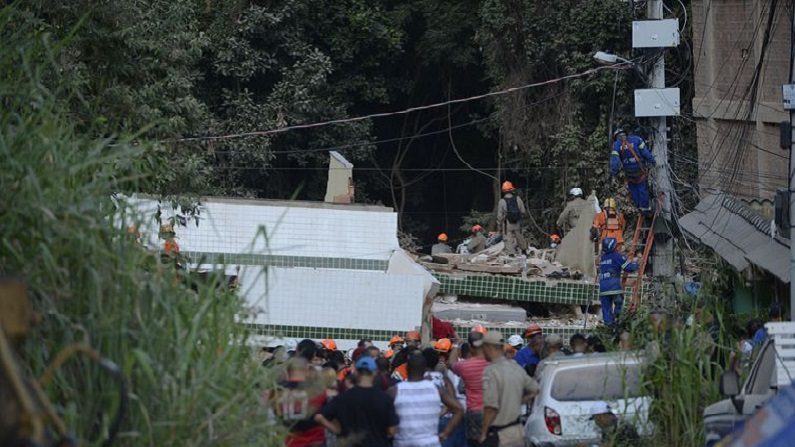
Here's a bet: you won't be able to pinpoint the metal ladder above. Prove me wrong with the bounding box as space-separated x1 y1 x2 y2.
623 200 659 311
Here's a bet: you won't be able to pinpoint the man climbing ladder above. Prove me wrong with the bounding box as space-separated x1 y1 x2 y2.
610 128 655 214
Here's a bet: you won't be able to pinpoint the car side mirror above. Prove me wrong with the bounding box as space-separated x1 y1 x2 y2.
720 370 740 397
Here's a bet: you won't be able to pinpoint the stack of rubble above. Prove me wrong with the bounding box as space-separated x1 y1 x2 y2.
419 242 582 280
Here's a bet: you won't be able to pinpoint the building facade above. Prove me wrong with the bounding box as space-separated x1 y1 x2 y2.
691 0 790 210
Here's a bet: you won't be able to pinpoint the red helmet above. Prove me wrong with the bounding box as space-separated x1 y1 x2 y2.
523 323 542 339
321 339 337 351
471 224 483 233
501 181 515 193
438 233 449 242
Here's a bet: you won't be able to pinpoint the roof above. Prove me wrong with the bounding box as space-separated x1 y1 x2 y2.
679 191 789 283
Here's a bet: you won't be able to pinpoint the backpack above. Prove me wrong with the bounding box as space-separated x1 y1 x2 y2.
505 196 521 224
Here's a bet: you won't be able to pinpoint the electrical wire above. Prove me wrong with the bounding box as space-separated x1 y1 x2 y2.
170 64 629 143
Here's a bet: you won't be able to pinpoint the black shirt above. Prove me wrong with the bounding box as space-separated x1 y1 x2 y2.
320 385 399 447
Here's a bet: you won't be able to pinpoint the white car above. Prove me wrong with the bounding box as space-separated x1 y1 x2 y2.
524 352 653 446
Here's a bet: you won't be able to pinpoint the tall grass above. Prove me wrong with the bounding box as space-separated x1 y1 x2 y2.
616 289 736 446
0 9 279 446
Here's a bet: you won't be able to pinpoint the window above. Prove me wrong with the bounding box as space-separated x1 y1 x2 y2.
551 363 642 401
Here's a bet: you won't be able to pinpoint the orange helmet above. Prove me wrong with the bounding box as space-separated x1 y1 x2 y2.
406 330 421 342
471 224 483 233
384 349 394 359
434 338 452 352
389 335 404 346
321 339 337 351
550 234 561 243
501 181 515 193
437 233 448 242
523 323 542 339
472 324 487 334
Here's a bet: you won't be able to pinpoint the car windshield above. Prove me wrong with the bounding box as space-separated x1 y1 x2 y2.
551 363 642 401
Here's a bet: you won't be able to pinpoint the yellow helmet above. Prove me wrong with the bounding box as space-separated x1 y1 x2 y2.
604 197 618 210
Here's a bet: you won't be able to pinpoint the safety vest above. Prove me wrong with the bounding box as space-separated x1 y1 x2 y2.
605 212 621 231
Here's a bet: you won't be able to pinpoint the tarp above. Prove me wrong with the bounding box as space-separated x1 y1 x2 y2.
679 191 789 283
556 193 598 279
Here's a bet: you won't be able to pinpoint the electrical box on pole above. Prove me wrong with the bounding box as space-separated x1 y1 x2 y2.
634 88 680 117
632 19 680 48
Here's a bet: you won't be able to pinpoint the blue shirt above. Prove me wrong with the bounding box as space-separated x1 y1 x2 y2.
753 327 767 346
514 346 539 368
610 134 655 177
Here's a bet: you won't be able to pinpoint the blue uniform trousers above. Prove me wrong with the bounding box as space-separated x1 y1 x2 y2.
600 294 624 325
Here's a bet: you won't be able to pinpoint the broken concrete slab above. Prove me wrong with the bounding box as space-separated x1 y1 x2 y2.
432 301 527 323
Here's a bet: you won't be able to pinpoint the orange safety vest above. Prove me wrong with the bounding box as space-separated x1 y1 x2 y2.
593 211 625 246
164 239 180 254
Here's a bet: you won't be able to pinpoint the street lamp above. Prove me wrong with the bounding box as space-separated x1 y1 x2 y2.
593 51 633 65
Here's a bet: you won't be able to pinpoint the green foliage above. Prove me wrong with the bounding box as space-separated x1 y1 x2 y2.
0 10 276 445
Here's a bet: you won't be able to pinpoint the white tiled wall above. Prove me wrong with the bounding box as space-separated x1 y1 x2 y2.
127 197 399 260
240 266 424 332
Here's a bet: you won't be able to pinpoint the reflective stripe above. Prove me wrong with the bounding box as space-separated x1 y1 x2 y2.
600 290 624 296
611 151 620 156
621 260 631 269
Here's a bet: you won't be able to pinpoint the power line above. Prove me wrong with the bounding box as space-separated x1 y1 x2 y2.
169 65 629 143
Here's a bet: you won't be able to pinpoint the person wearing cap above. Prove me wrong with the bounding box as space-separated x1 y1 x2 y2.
507 334 523 351
497 181 527 255
467 224 487 254
610 127 655 214
315 356 399 447
514 324 542 372
556 187 588 235
589 401 639 446
449 331 490 446
391 330 421 371
479 331 539 447
432 233 454 255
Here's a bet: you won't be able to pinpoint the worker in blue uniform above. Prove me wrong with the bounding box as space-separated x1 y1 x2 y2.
598 237 638 326
610 128 655 213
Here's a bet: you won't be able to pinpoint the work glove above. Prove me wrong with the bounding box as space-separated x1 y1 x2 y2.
590 227 600 241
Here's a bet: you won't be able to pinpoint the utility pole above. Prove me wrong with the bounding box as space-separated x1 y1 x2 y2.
647 0 675 279
789 5 795 321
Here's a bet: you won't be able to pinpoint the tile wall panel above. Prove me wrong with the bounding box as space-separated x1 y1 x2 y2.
239 266 424 332
127 197 399 260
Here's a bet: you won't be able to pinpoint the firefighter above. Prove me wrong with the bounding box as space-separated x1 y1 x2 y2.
591 197 626 252
555 187 588 235
496 181 527 255
467 225 487 254
432 233 453 255
598 237 638 326
159 223 180 254
610 128 655 214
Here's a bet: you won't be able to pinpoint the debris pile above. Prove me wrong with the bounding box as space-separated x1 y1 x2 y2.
418 243 583 280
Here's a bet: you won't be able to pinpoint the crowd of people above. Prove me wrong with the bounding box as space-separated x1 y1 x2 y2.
263 324 613 447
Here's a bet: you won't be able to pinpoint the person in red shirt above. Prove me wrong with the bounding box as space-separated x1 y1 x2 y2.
450 331 490 447
272 357 327 447
432 316 458 341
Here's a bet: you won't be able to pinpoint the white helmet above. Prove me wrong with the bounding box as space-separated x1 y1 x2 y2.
507 334 524 347
569 187 583 198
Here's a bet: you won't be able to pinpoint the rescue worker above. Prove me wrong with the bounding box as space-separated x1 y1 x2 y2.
598 237 638 326
610 128 655 214
555 187 588 235
467 224 487 254
160 223 180 254
432 233 453 255
496 181 527 255
549 233 561 249
591 197 626 252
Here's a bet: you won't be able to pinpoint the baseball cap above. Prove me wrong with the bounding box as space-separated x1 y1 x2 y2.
507 334 523 347
589 401 612 419
355 355 377 373
482 331 504 346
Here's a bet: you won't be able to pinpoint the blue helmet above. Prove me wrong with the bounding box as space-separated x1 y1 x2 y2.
602 237 617 253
